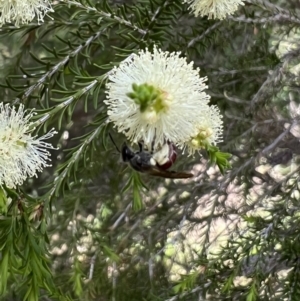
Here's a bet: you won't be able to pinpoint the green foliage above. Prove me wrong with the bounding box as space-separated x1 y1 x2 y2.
122 171 148 211
70 258 84 297
205 143 232 174
0 191 70 300
246 281 258 301
173 270 199 294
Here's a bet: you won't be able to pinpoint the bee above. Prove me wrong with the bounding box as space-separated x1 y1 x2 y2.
109 134 193 179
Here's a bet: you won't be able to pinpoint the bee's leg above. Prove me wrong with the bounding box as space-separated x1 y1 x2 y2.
138 141 143 152
151 129 157 154
150 140 155 154
108 132 121 153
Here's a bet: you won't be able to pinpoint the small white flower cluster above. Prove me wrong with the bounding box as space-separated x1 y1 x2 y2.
0 103 56 188
0 0 53 27
105 47 223 156
183 0 245 19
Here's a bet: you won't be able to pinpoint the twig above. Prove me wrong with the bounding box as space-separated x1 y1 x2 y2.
187 22 222 49
88 254 97 280
13 30 104 105
229 14 300 25
62 0 147 35
110 203 132 231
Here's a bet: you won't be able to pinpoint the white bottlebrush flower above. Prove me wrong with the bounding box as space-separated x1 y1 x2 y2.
184 105 223 156
0 0 53 27
105 47 211 150
0 103 56 188
183 0 245 20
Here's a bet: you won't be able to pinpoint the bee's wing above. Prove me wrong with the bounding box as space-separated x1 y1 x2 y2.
146 166 193 179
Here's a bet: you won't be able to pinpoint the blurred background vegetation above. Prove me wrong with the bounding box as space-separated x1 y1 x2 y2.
1 0 300 300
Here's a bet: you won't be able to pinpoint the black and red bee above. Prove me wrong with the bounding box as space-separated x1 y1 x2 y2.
109 134 193 179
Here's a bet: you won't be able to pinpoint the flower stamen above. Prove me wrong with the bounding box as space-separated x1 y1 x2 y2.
0 103 57 188
105 46 212 150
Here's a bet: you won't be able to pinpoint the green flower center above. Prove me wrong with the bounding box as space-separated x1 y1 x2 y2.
127 83 170 115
